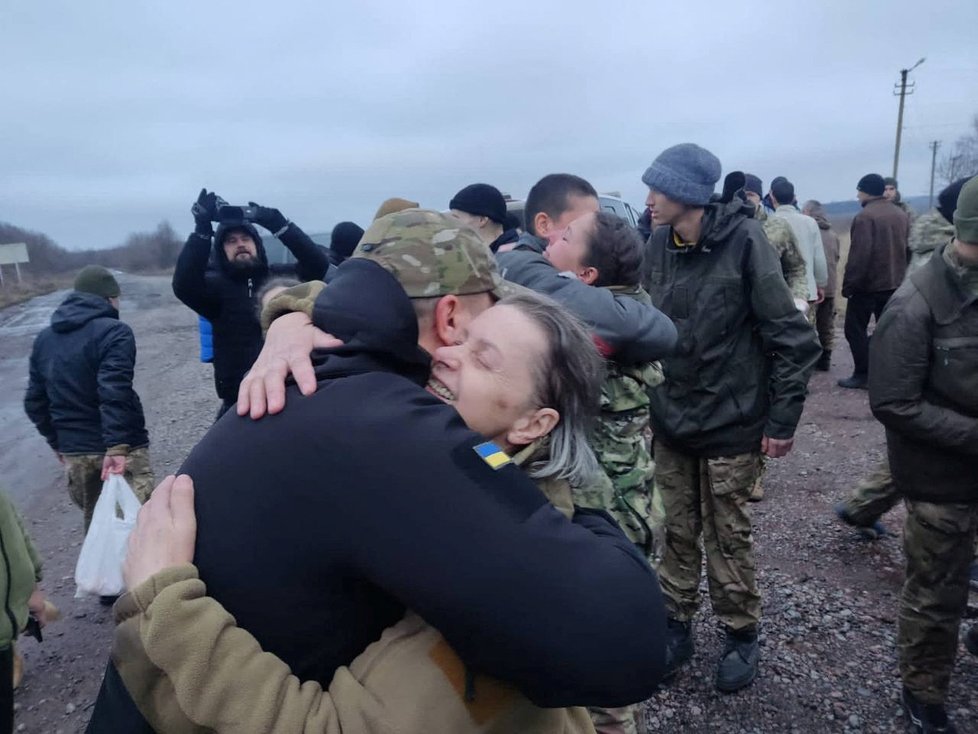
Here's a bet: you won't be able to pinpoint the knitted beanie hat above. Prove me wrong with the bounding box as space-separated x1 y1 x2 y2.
857 174 886 197
641 143 721 206
953 174 978 244
73 265 120 299
449 183 507 225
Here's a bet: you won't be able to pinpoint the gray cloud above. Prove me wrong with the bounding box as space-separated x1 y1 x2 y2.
2 0 976 249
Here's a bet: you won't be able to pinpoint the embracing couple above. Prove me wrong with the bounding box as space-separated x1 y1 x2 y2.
86 209 674 733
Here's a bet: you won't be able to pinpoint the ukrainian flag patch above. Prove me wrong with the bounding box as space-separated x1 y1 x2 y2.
474 441 511 470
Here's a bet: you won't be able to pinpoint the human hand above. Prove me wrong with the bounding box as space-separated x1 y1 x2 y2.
123 475 197 590
237 311 343 419
496 243 518 253
101 454 126 481
27 588 47 629
815 286 825 305
191 188 218 236
761 435 794 458
248 201 288 234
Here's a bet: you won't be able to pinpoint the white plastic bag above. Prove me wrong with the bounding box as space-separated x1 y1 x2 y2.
74 474 142 598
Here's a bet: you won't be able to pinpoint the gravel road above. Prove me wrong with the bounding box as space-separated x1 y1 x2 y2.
1 275 974 733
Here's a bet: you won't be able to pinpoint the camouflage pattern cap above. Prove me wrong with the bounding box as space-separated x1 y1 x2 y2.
352 209 520 299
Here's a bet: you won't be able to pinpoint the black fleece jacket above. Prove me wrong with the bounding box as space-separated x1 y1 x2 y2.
24 292 148 454
88 258 667 732
172 221 328 403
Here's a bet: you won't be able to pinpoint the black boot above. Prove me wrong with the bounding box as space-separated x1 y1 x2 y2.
663 618 694 680
815 349 832 371
902 687 957 733
716 626 759 693
837 373 868 390
964 625 978 657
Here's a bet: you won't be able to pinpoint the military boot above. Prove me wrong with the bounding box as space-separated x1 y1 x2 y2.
815 349 832 371
663 618 694 680
715 626 759 693
837 373 868 390
964 625 978 657
902 687 957 733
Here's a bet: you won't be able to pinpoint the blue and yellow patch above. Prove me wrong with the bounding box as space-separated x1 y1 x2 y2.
473 441 511 470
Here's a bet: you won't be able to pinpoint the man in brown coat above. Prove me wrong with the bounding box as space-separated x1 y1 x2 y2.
839 173 910 389
802 200 841 370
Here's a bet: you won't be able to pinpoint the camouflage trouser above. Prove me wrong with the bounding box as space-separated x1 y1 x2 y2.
815 296 836 352
749 457 767 501
64 447 154 532
841 460 899 526
899 500 978 704
588 704 646 734
654 443 762 630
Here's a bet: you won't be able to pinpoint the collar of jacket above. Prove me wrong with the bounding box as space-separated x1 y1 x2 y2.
861 196 886 208
910 242 978 325
311 258 431 387
490 228 520 253
515 231 547 254
664 199 753 254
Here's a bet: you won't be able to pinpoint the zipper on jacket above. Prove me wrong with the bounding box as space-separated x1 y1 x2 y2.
0 530 20 638
247 278 253 298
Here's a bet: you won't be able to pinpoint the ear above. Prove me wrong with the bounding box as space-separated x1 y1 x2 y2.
532 211 552 237
506 408 559 447
579 267 599 286
432 295 464 347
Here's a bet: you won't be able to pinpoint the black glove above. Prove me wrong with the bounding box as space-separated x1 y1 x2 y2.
249 202 289 234
191 188 218 237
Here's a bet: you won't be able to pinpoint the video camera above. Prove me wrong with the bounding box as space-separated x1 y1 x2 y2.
215 196 257 224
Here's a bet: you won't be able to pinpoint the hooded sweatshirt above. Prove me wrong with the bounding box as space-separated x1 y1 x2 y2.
172 221 329 403
810 211 841 296
25 291 148 454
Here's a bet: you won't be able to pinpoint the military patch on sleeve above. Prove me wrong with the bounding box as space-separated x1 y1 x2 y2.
473 441 511 470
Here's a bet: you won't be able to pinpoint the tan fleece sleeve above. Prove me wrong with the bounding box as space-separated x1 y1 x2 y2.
137 566 398 734
260 280 326 332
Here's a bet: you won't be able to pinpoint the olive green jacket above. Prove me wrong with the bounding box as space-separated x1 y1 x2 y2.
0 490 43 649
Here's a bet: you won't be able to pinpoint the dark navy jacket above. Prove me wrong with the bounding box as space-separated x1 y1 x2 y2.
25 292 148 454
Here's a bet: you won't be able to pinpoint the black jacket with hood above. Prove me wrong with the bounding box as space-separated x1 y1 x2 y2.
87 258 668 731
25 292 148 454
642 198 821 457
172 221 328 403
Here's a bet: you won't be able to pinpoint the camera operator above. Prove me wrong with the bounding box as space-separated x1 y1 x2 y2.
173 189 329 417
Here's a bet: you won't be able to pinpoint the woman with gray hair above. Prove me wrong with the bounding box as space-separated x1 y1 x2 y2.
802 199 841 371
111 291 618 734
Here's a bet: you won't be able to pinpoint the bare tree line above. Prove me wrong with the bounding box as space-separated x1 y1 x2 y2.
0 221 182 277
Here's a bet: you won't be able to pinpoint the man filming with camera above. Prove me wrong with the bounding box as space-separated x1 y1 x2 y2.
173 189 329 417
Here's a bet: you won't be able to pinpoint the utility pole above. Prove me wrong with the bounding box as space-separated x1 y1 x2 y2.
892 57 925 181
928 140 941 209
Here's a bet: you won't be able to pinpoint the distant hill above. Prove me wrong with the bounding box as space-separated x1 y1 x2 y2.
823 195 931 217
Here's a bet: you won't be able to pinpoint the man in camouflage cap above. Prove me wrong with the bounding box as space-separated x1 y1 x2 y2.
90 209 669 730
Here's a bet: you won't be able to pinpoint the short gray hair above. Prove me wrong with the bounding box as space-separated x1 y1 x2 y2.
497 292 604 486
802 199 824 217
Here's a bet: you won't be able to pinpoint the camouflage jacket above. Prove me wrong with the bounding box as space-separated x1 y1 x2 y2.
582 285 663 551
755 208 810 301
907 210 954 276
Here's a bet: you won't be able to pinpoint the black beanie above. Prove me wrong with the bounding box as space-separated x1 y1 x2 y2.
449 183 507 225
771 179 795 205
330 221 365 259
743 174 763 197
858 174 886 197
937 176 972 225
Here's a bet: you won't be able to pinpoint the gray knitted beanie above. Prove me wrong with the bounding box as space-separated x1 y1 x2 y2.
641 143 722 206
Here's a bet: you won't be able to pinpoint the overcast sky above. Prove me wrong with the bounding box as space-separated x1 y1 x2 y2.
2 1 976 250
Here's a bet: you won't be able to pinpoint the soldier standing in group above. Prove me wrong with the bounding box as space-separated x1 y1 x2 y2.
869 174 978 734
641 144 820 692
802 200 841 371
